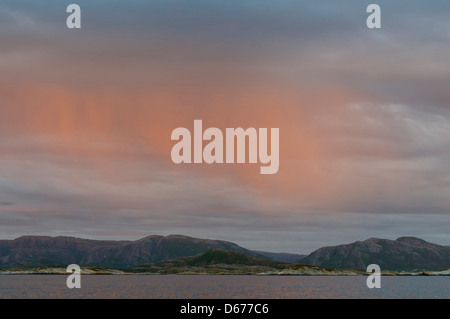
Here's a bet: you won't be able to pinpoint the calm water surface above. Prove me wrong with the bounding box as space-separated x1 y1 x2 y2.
0 275 448 299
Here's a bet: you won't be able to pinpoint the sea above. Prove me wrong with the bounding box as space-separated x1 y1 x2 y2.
0 275 448 299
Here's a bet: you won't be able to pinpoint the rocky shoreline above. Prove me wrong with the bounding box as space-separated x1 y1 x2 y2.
1 265 449 276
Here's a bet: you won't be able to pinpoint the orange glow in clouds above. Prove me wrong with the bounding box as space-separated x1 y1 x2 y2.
0 77 378 210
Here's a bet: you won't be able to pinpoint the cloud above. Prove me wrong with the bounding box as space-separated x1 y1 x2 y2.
0 0 449 252
0 202 14 206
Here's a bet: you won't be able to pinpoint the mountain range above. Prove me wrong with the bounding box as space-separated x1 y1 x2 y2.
0 234 259 268
0 234 449 271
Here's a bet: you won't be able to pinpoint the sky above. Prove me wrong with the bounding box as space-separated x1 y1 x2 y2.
0 0 449 253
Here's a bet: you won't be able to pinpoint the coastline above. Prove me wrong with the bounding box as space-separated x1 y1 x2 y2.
1 266 449 276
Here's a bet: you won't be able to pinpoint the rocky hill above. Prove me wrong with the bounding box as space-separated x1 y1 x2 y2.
300 237 450 271
130 249 291 274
